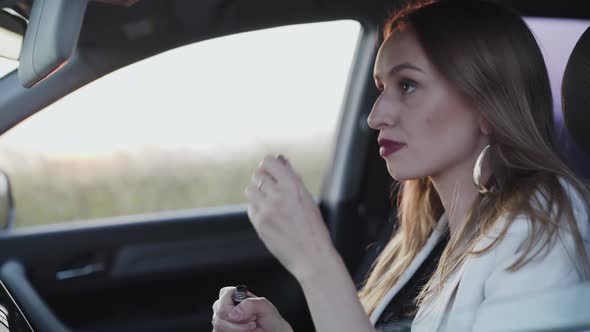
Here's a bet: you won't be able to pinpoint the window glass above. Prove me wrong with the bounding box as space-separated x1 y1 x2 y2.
0 20 361 227
0 57 17 79
0 7 22 79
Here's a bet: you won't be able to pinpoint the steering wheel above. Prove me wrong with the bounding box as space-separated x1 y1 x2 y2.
0 261 70 332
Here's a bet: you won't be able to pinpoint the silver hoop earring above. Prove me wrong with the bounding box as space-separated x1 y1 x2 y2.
473 144 492 194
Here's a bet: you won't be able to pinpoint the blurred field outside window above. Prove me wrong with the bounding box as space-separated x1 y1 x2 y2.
0 20 361 227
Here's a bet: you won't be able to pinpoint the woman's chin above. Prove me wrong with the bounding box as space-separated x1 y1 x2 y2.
387 167 407 181
386 165 424 181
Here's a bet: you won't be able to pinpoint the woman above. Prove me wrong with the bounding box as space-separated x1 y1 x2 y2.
211 0 590 331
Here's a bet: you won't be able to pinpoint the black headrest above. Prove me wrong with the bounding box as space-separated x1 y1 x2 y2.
562 27 590 156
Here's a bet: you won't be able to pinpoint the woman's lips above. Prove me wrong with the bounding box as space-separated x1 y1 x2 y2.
378 139 406 157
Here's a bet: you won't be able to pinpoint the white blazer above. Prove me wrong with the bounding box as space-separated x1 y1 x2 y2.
370 178 590 332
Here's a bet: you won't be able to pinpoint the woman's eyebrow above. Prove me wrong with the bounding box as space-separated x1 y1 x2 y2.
374 62 425 81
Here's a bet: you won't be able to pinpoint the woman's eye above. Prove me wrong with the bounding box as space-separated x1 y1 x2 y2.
400 79 417 94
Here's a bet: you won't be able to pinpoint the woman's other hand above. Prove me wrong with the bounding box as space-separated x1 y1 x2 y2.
212 286 293 332
244 155 337 281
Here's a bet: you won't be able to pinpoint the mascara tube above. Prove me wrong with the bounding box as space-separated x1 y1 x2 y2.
232 285 250 305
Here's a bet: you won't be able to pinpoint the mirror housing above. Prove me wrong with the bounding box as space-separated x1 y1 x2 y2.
18 0 88 88
0 170 15 230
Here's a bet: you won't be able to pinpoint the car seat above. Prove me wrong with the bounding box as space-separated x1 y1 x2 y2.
354 25 590 290
561 26 590 179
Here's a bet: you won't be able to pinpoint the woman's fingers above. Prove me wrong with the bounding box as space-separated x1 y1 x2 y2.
212 316 257 332
214 287 259 321
212 288 235 322
246 155 298 204
219 286 235 299
253 168 278 184
256 156 297 189
229 297 272 322
245 182 264 215
249 173 278 196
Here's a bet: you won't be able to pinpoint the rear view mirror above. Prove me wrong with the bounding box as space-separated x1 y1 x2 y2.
0 8 26 61
18 0 88 88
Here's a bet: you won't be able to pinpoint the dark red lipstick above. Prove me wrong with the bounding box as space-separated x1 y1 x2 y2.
378 138 406 157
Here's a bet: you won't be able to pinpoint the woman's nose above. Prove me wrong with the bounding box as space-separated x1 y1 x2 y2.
367 95 398 130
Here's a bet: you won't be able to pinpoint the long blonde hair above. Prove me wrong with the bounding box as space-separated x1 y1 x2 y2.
359 0 590 316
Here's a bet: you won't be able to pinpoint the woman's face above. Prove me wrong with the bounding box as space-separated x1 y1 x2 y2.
368 27 489 181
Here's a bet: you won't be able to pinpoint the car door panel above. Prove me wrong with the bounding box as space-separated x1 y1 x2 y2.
0 210 314 331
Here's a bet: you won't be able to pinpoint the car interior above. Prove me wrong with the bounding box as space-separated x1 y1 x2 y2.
0 0 589 331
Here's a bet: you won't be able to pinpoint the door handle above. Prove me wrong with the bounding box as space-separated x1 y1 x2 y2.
56 263 105 280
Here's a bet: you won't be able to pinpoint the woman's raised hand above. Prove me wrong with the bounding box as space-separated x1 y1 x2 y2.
244 155 336 281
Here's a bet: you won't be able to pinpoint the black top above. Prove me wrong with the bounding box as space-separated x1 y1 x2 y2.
374 232 449 332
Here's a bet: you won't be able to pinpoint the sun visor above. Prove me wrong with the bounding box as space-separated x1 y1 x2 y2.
18 0 88 88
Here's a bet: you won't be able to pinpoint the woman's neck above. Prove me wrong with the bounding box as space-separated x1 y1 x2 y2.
430 144 491 238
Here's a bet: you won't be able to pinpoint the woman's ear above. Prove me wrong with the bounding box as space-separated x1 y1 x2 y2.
478 115 492 135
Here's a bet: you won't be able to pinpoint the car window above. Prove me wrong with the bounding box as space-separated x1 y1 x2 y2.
0 7 22 79
0 20 361 228
0 57 17 79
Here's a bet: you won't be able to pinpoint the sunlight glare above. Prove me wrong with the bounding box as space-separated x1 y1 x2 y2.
0 21 361 159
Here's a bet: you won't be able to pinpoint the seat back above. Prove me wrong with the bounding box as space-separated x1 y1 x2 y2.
561 26 590 179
